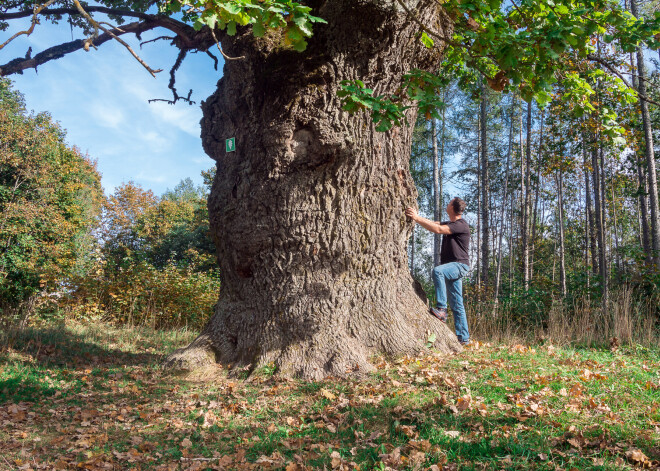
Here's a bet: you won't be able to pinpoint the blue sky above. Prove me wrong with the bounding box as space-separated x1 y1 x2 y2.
2 15 223 196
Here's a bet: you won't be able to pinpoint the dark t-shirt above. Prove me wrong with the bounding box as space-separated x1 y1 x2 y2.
440 218 470 266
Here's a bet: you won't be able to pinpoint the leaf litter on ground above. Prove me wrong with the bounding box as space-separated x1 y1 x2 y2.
1 321 660 470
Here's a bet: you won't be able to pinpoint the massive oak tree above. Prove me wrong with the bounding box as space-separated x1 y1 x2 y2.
2 0 659 379
2 1 464 379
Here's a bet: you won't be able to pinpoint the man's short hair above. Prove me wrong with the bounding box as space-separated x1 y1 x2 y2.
450 197 466 215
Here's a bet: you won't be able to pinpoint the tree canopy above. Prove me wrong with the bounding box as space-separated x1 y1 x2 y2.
2 0 659 125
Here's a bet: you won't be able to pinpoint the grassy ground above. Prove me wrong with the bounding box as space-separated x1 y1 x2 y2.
1 320 659 470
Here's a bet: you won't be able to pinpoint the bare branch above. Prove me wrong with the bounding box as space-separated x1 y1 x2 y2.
69 0 161 76
140 35 175 48
204 50 219 70
0 20 159 76
210 27 244 61
0 0 57 51
148 49 195 105
0 6 153 22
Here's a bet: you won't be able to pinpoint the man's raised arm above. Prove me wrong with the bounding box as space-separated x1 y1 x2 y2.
405 207 452 235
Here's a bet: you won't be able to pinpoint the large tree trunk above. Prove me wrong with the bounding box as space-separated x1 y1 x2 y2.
165 0 461 380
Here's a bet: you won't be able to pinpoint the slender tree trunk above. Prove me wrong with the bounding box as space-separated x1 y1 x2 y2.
584 168 590 288
439 90 446 214
632 0 660 266
165 0 461 379
530 109 544 282
583 138 598 275
480 82 490 286
494 96 515 301
627 13 651 259
508 184 516 293
557 169 567 297
522 101 533 291
476 110 482 287
432 91 446 267
610 161 622 275
592 141 608 300
599 144 609 293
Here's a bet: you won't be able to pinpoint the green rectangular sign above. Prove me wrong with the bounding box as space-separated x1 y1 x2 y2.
226 137 236 153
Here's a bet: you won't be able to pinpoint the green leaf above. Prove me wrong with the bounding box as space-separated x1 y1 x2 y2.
253 21 265 37
420 32 434 48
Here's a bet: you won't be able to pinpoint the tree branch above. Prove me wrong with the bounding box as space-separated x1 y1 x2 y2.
0 14 213 77
0 6 153 22
586 53 660 107
148 49 195 105
0 20 157 76
0 0 57 51
394 0 457 48
70 0 161 76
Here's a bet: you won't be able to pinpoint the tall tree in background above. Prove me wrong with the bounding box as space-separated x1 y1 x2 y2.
432 118 441 266
494 96 515 301
480 81 490 286
631 0 660 266
522 102 533 291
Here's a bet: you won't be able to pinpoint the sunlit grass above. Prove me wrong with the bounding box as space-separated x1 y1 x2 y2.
1 320 658 470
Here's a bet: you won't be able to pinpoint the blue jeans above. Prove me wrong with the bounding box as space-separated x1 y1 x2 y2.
432 262 470 343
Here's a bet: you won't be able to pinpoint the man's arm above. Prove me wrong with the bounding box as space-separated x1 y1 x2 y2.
404 207 452 235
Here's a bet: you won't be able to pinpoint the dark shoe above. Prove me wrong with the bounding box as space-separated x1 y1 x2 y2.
459 339 470 346
430 307 448 322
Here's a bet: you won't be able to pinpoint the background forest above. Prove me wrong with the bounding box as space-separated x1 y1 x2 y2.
409 67 660 344
1 78 219 331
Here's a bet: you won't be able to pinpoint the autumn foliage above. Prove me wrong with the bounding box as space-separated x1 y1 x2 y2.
62 180 220 329
0 78 103 325
1 79 218 329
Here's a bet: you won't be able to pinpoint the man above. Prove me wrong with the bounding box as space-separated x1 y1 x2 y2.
405 197 471 345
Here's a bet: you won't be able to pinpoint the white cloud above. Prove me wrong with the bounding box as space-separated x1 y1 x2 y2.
5 21 219 195
91 102 125 130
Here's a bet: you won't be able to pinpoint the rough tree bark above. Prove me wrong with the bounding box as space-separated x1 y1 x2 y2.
164 0 462 380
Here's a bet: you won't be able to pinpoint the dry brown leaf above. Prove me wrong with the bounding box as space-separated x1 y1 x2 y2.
320 389 336 401
626 448 650 466
456 395 471 411
181 438 192 448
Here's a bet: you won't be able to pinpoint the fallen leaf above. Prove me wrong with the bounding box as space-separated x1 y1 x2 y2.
181 438 192 448
320 389 336 401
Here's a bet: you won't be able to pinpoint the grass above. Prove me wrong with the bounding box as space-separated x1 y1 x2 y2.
1 319 659 470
